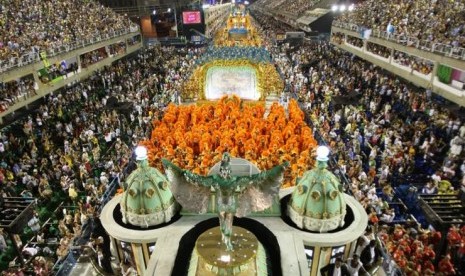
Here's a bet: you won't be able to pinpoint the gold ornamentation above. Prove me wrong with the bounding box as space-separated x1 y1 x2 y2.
159 181 169 190
182 60 284 101
329 190 339 200
146 188 155 198
311 191 321 201
128 189 138 197
196 226 257 269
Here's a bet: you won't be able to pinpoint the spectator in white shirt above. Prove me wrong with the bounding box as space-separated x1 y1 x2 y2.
320 257 350 276
431 170 442 184
346 254 368 276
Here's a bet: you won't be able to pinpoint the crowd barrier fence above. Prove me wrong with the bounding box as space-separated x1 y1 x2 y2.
332 21 465 61
0 26 140 74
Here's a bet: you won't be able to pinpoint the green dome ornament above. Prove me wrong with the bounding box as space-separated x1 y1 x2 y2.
120 146 179 228
288 146 347 232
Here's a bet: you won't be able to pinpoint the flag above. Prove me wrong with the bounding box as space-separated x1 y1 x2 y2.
60 60 68 69
363 29 372 40
387 23 395 34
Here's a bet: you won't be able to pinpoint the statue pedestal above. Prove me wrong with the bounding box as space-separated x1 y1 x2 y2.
191 226 263 275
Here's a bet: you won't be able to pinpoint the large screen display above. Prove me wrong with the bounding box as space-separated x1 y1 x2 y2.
183 11 202 24
205 66 259 100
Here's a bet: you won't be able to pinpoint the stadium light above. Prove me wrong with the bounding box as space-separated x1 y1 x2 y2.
135 146 148 161
167 8 172 13
316 146 330 162
332 3 355 12
152 10 156 15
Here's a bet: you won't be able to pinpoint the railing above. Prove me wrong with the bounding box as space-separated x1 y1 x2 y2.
332 21 465 61
293 98 405 274
0 53 40 74
55 249 79 276
44 27 139 59
98 177 121 214
0 26 139 74
51 177 120 275
377 235 404 276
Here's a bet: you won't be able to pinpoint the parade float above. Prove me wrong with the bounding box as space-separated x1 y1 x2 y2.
182 4 281 102
98 3 371 276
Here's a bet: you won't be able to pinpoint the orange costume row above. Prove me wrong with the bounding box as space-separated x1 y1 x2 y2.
140 95 318 188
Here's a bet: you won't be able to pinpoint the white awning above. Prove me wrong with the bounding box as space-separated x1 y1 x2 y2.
297 16 316 25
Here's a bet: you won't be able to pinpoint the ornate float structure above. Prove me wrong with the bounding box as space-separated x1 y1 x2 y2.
101 146 368 276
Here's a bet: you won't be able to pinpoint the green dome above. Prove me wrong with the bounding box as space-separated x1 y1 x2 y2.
288 147 346 232
120 148 178 228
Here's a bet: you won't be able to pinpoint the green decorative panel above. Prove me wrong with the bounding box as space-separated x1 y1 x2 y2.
181 192 281 216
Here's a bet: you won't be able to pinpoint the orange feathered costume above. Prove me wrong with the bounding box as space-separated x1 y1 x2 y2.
141 96 317 187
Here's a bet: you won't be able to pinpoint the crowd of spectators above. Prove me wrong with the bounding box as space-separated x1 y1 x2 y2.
80 48 109 69
107 42 127 57
251 11 295 42
253 0 321 17
336 0 465 48
2 2 465 274
255 10 465 274
0 0 135 69
366 43 391 59
0 76 37 113
331 32 345 45
335 33 436 76
276 0 321 17
346 36 364 48
0 45 201 274
2 39 131 114
127 35 141 47
253 0 287 10
393 51 434 76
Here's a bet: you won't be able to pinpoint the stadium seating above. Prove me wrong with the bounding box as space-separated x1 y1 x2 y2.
0 0 134 71
336 0 465 48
